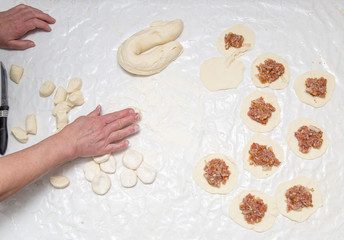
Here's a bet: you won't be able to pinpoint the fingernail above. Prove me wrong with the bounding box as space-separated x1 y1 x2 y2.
135 113 141 120
97 105 102 112
134 124 140 132
128 108 135 114
29 42 35 47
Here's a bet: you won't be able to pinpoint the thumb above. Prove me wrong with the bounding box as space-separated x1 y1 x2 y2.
8 40 35 50
87 105 102 117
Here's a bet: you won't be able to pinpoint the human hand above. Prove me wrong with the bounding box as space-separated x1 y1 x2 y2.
0 4 56 50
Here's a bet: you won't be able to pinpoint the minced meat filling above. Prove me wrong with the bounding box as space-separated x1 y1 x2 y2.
285 185 314 212
224 32 244 49
294 125 323 154
305 77 327 98
247 97 276 125
256 58 285 84
249 143 281 170
203 158 231 187
240 193 268 224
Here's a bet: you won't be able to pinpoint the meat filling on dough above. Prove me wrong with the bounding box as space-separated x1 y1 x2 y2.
305 77 327 98
249 143 281 170
224 32 244 49
294 125 323 154
285 185 314 212
240 193 268 224
256 58 285 84
247 97 276 125
203 158 231 187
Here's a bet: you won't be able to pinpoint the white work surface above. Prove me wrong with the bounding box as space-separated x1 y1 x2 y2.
0 0 343 239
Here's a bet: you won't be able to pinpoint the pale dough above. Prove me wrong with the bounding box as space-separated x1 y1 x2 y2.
117 19 184 76
92 172 111 195
251 52 290 90
240 90 281 133
200 57 245 91
136 161 157 184
54 86 67 105
229 190 278 232
193 153 238 194
56 111 68 129
50 175 70 189
243 133 284 178
11 127 28 143
9 65 24 84
67 78 82 93
286 118 329 160
100 155 117 174
275 176 323 222
83 161 100 182
293 70 335 108
39 81 56 97
67 91 84 107
93 153 111 164
122 149 143 170
25 114 37 135
52 101 71 116
120 168 138 188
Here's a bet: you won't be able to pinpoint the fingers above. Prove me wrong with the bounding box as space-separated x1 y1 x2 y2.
14 4 56 24
102 108 136 124
105 140 130 153
26 18 52 32
87 105 102 117
105 113 140 134
107 124 140 144
7 40 35 50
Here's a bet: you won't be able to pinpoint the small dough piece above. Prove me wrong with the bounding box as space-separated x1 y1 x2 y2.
293 70 335 108
67 78 82 93
50 175 70 189
25 114 37 135
137 161 157 184
92 172 111 195
251 52 290 90
117 19 184 76
11 127 28 143
243 133 284 178
120 168 138 188
275 176 323 222
193 153 238 194
217 24 255 58
100 155 117 174
83 161 101 182
200 57 245 91
287 118 328 160
39 81 56 97
93 153 111 164
122 149 143 170
229 190 278 232
54 86 68 105
52 101 72 116
240 90 281 133
67 91 84 107
56 111 68 129
9 65 24 84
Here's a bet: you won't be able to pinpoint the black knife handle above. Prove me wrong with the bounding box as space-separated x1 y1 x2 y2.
0 105 9 155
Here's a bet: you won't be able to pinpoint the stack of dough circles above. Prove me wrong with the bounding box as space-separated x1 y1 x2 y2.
240 90 281 133
251 52 290 90
275 176 323 222
243 133 284 178
229 190 278 232
193 153 238 194
293 70 335 108
117 19 184 76
287 118 329 160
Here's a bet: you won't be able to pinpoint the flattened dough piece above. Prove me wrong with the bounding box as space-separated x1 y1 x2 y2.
251 52 290 90
275 176 323 222
92 172 111 195
120 168 138 188
240 90 281 133
293 70 335 108
25 114 37 135
50 175 70 189
11 127 28 143
93 153 111 164
83 161 101 182
243 133 284 178
9 65 24 84
39 81 56 97
200 57 245 91
287 118 328 160
100 155 117 174
137 161 157 184
122 149 143 170
193 153 238 194
229 190 278 232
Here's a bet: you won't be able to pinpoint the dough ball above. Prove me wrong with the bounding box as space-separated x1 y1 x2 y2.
286 118 328 160
193 153 238 194
251 52 290 90
240 90 281 133
137 161 157 184
92 172 111 195
293 70 335 108
55 111 69 129
54 86 68 105
120 168 138 188
122 149 143 170
11 127 28 143
100 155 117 174
67 78 82 93
25 114 37 135
39 81 56 97
83 161 100 182
52 101 72 117
50 175 70 189
275 176 323 222
200 57 245 91
67 91 84 107
93 153 111 164
9 64 24 84
229 190 278 232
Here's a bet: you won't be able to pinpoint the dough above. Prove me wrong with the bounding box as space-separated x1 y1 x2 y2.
92 172 111 195
117 19 184 76
9 65 24 84
83 161 100 182
293 70 335 108
217 24 255 58
39 81 56 97
52 101 71 116
275 176 323 222
193 153 238 194
67 78 82 93
93 153 111 164
122 149 143 170
50 175 70 189
136 161 157 184
67 91 84 107
251 52 290 89
56 111 68 129
100 155 116 174
240 90 281 133
243 133 284 178
229 190 278 232
54 86 68 105
286 118 328 160
11 127 28 143
25 114 37 135
200 57 245 91
120 168 138 188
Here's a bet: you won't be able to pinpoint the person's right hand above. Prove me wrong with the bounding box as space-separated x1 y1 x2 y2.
0 4 56 50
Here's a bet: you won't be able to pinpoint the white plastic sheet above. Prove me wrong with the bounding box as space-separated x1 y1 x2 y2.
0 0 343 239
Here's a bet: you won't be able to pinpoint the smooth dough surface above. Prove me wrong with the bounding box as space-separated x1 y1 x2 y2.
25 114 37 135
200 57 245 91
39 81 56 97
120 168 138 188
193 153 238 194
136 161 157 184
93 153 111 164
275 176 323 222
92 172 111 195
100 155 117 174
50 175 70 189
54 86 68 105
122 149 143 170
286 118 328 160
243 133 284 178
52 101 71 116
293 70 335 108
83 161 100 182
251 52 290 89
240 90 281 133
67 78 82 93
9 65 24 84
11 127 28 143
67 90 84 107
